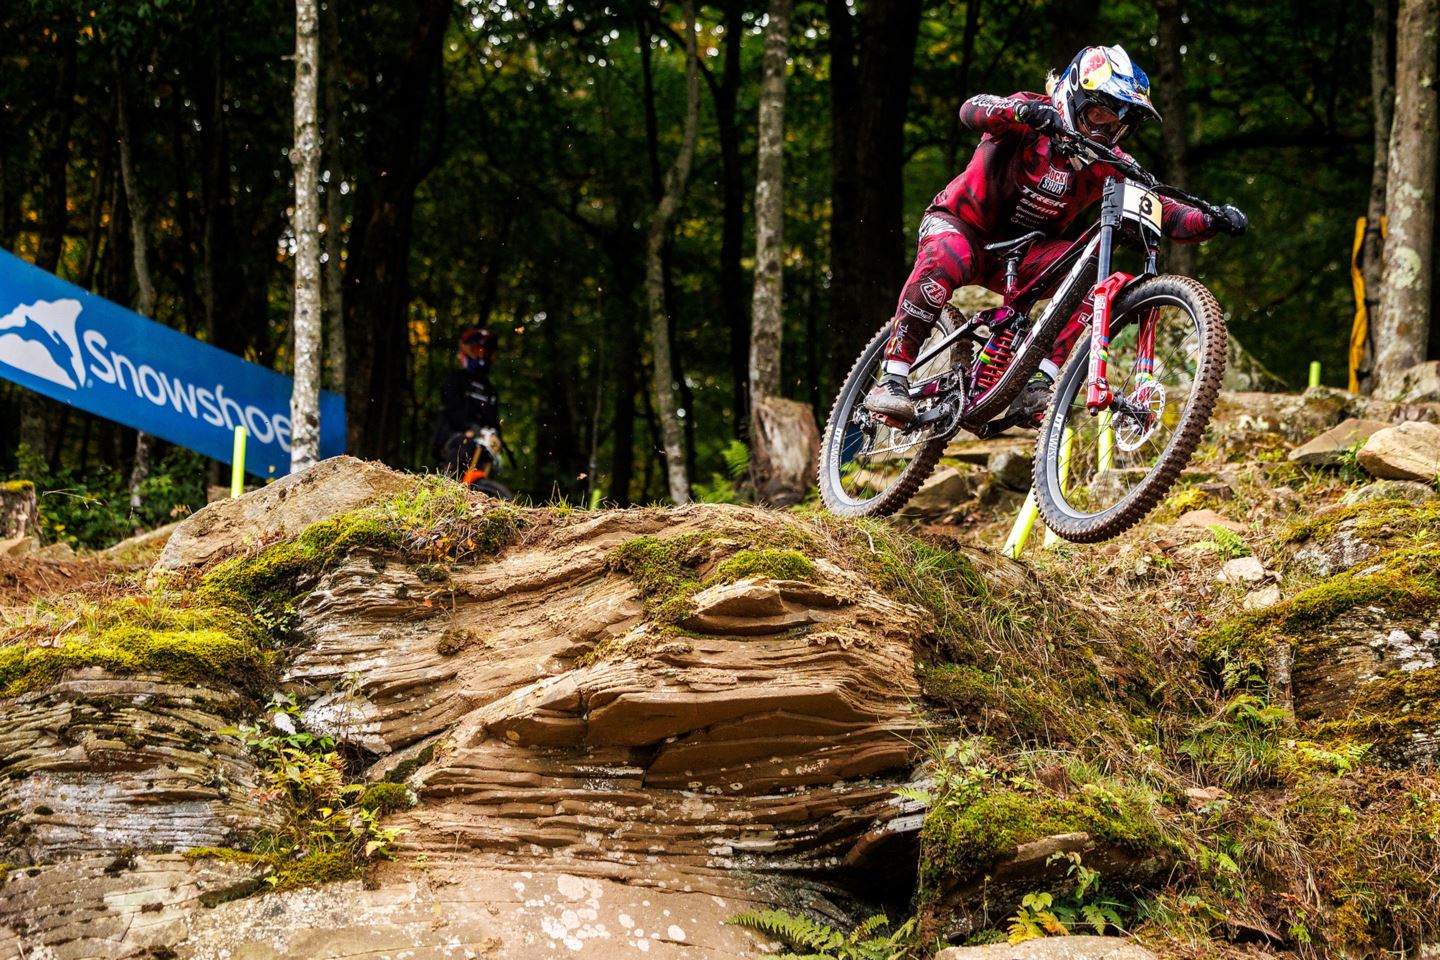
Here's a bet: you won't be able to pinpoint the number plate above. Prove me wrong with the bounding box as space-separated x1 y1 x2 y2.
1121 181 1162 232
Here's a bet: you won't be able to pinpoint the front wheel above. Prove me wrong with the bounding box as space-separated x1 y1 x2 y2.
1033 275 1226 543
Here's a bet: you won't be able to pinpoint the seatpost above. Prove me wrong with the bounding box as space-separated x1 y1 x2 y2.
1004 257 1019 298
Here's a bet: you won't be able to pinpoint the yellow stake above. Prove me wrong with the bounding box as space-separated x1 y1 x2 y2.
230 426 247 499
1004 489 1040 559
1043 425 1075 548
1097 409 1114 473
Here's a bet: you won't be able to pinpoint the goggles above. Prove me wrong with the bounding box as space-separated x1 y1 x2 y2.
1081 101 1130 143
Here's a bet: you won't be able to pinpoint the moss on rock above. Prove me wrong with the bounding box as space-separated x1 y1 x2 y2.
358 781 415 815
270 849 358 891
200 511 402 608
0 608 270 697
608 528 818 625
920 789 1086 887
1200 544 1440 687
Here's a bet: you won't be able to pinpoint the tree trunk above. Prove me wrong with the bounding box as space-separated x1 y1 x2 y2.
645 0 701 505
748 0 818 504
1 482 38 540
749 0 791 412
1358 0 1396 394
342 0 450 460
290 0 324 472
116 64 159 513
827 0 923 380
750 396 820 507
718 0 749 438
322 0 347 396
1153 0 1195 278
1373 0 1438 397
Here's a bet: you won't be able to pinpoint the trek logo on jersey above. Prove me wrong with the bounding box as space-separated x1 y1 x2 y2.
1038 170 1070 197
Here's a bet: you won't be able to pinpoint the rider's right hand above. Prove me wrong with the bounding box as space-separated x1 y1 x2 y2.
1213 203 1248 237
1016 102 1064 135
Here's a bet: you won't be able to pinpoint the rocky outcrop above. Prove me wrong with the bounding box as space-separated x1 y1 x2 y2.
1287 418 1391 467
153 454 415 575
937 937 1158 960
1267 499 1440 764
1 464 963 958
0 854 779 959
0 674 271 866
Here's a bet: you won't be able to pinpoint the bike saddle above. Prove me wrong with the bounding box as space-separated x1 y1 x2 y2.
983 230 1046 259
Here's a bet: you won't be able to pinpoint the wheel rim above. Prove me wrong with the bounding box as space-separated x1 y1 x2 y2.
826 320 956 509
1043 294 1206 520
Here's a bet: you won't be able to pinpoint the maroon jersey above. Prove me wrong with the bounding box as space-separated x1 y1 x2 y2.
931 91 1215 243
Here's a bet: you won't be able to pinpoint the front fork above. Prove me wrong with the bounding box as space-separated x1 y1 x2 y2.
1084 181 1161 414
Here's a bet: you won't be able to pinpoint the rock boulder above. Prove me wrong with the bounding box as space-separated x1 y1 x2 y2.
1288 418 1392 467
1357 421 1440 481
154 455 418 575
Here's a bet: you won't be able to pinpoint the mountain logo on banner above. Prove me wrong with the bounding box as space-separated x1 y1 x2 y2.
0 298 86 390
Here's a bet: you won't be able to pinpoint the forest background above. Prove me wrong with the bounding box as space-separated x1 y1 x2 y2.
1 0 1436 546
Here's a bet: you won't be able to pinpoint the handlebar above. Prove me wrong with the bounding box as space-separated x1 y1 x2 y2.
1053 130 1226 220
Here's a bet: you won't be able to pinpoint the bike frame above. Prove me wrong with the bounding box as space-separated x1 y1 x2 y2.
909 146 1213 430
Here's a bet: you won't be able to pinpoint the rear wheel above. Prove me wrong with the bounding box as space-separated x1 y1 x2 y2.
1033 275 1226 543
818 312 961 518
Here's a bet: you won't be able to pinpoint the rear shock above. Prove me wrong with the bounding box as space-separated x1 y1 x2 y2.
974 327 1018 394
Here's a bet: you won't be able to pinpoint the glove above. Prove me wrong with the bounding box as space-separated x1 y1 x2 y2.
1213 203 1248 237
1015 101 1063 135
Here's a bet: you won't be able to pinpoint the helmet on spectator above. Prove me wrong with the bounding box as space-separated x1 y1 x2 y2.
1048 45 1161 145
459 327 497 360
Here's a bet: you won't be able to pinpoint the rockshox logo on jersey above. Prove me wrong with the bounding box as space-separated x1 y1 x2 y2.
1038 170 1070 197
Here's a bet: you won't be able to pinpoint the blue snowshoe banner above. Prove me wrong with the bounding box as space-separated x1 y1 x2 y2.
0 249 345 478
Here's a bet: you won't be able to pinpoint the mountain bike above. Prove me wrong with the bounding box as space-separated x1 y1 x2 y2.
818 130 1234 542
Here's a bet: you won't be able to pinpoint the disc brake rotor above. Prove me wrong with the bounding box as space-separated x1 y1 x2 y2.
1113 379 1166 452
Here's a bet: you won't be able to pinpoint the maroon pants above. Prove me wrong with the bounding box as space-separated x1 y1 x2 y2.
884 213 1088 375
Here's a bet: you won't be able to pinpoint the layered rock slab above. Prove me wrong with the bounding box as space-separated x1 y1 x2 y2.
0 856 776 959
286 505 928 875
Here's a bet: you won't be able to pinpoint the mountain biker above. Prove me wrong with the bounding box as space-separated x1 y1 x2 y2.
432 327 502 476
864 44 1248 429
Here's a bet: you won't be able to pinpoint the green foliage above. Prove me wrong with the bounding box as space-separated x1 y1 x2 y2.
721 440 751 481
3 446 207 549
216 694 408 888
1200 525 1251 560
727 909 917 960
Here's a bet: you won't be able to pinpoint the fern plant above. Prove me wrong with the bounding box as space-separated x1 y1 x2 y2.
728 909 916 960
1007 853 1128 944
722 439 751 480
1202 524 1250 559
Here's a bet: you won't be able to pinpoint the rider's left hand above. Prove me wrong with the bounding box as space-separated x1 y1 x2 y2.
1213 203 1248 237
